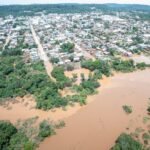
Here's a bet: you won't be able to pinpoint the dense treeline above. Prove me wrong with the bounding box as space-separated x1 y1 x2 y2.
0 4 149 17
81 58 150 74
81 59 111 77
112 58 135 72
0 55 68 110
2 48 23 56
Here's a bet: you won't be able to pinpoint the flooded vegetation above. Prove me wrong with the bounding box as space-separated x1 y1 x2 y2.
39 69 150 150
1 54 150 149
1 53 150 149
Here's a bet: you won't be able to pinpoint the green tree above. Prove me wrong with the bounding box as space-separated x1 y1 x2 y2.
0 121 17 150
81 59 111 76
38 120 55 140
50 57 59 64
112 59 135 72
8 132 33 150
60 42 75 53
111 133 143 150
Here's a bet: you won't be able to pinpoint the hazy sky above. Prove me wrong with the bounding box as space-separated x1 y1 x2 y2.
0 0 150 5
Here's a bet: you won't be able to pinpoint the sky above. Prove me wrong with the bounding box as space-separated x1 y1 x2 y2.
0 0 150 5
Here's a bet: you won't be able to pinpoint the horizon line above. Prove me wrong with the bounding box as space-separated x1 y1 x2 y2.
0 3 150 6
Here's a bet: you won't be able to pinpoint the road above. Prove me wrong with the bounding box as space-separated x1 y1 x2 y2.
3 30 11 50
30 24 54 79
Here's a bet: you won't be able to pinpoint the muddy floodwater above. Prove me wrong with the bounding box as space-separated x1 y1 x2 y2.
0 69 150 150
39 69 150 150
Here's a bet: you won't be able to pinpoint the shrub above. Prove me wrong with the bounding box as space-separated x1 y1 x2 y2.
111 133 143 150
122 105 132 114
93 70 102 80
142 133 150 141
55 120 66 129
112 59 135 73
81 80 100 94
147 106 150 114
8 131 34 150
136 62 148 70
38 120 55 140
60 42 75 53
24 141 35 150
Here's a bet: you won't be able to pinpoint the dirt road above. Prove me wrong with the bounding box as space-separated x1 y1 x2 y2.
30 24 54 79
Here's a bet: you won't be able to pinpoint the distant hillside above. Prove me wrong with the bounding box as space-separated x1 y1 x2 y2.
103 3 150 11
0 4 150 17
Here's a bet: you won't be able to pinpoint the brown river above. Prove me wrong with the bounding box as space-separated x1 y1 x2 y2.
0 69 150 150
39 69 150 150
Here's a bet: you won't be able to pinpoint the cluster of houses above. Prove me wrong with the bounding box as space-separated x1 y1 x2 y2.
23 30 39 61
0 16 39 61
0 11 149 66
30 12 149 65
0 16 13 50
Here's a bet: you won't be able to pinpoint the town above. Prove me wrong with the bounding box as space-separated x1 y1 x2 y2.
0 3 150 150
0 11 149 72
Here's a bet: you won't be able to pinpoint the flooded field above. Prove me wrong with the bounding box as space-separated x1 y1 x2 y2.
39 69 150 150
